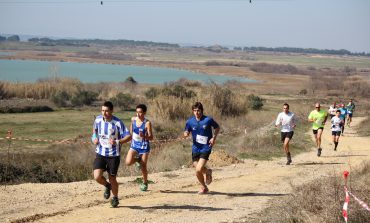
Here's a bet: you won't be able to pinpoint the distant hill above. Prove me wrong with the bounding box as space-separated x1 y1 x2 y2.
1 33 369 56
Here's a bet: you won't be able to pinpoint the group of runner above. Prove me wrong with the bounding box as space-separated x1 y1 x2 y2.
92 98 355 207
91 101 219 207
275 99 356 165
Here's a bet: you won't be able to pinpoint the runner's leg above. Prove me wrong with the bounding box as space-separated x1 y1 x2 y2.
125 149 139 166
108 175 118 197
93 169 108 186
141 153 149 184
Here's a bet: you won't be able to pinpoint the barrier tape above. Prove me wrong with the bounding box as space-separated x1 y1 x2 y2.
347 190 370 212
0 128 245 145
343 186 350 223
0 137 90 144
342 170 370 223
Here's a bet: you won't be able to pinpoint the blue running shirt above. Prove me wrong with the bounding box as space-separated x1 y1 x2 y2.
338 108 348 120
93 115 130 157
130 119 150 151
184 115 219 153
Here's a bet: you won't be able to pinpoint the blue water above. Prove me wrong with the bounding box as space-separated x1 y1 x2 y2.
0 59 256 84
0 52 15 56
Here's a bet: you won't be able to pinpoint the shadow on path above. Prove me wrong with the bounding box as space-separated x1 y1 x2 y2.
160 190 287 197
122 204 231 211
295 162 345 166
322 155 368 158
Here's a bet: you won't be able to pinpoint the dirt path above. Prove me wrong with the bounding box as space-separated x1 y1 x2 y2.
1 117 369 223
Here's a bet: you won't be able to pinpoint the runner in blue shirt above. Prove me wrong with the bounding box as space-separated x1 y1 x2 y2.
125 104 153 192
338 104 348 135
346 99 356 127
92 101 131 207
183 102 220 194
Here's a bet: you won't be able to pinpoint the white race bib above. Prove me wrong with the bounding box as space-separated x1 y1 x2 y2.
196 134 208 145
99 136 112 149
132 132 142 141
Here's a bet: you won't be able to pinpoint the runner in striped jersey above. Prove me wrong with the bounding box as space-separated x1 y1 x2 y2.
92 101 131 207
125 104 153 192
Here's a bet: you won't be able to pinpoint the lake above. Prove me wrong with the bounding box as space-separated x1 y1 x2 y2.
0 59 256 84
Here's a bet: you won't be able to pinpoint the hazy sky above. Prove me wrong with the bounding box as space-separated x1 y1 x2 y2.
1 0 369 52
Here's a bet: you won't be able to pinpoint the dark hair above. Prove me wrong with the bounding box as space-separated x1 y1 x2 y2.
283 103 289 109
136 104 147 113
103 101 114 111
192 102 204 112
336 110 341 113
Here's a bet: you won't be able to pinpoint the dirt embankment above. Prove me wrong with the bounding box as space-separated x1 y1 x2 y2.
1 117 369 223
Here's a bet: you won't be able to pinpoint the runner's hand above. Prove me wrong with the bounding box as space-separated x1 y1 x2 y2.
209 137 216 147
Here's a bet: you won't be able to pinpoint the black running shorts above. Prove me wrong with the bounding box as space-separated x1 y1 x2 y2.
192 151 212 162
281 131 294 142
332 131 341 136
312 127 324 135
93 154 121 176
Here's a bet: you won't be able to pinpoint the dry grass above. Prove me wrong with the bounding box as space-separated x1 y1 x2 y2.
254 161 370 223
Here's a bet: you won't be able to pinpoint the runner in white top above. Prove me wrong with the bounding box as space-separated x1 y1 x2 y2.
328 102 337 119
275 103 297 165
331 110 344 151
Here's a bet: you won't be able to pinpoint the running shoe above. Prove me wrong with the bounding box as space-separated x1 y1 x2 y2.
111 196 119 208
104 183 111 199
317 148 322 157
205 169 213 185
134 156 142 172
140 182 148 191
286 152 292 165
198 187 209 195
135 161 141 172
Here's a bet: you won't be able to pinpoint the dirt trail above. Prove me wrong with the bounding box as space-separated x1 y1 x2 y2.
1 117 369 223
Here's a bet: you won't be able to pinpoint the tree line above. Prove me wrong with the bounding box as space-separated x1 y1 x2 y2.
234 46 370 57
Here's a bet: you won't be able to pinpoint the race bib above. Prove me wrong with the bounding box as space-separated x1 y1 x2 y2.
132 132 142 141
315 118 323 125
99 135 112 149
196 134 208 145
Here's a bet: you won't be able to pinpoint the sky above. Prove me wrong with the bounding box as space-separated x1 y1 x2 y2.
0 0 370 53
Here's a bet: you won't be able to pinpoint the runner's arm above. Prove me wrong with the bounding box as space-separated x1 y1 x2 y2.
145 121 154 141
275 113 281 127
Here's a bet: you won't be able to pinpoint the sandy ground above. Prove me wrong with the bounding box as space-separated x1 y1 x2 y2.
1 117 369 223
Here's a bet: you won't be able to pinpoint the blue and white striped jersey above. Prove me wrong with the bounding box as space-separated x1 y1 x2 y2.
130 118 150 151
93 115 130 157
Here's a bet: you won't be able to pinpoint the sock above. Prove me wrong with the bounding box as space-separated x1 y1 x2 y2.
334 142 338 149
105 182 111 189
287 152 291 160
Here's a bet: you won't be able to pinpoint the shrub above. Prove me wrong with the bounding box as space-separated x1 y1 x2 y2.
247 94 264 110
71 90 98 106
0 106 53 113
51 90 70 107
299 89 308 95
124 76 138 85
145 87 161 100
144 85 196 100
109 92 135 110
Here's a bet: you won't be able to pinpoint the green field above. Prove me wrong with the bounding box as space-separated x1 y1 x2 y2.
0 109 134 152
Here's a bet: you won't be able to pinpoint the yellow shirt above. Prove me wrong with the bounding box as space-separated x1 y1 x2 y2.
308 110 328 130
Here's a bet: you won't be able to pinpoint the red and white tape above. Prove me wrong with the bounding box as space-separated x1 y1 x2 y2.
342 170 370 223
347 190 370 212
343 186 350 223
1 128 243 145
